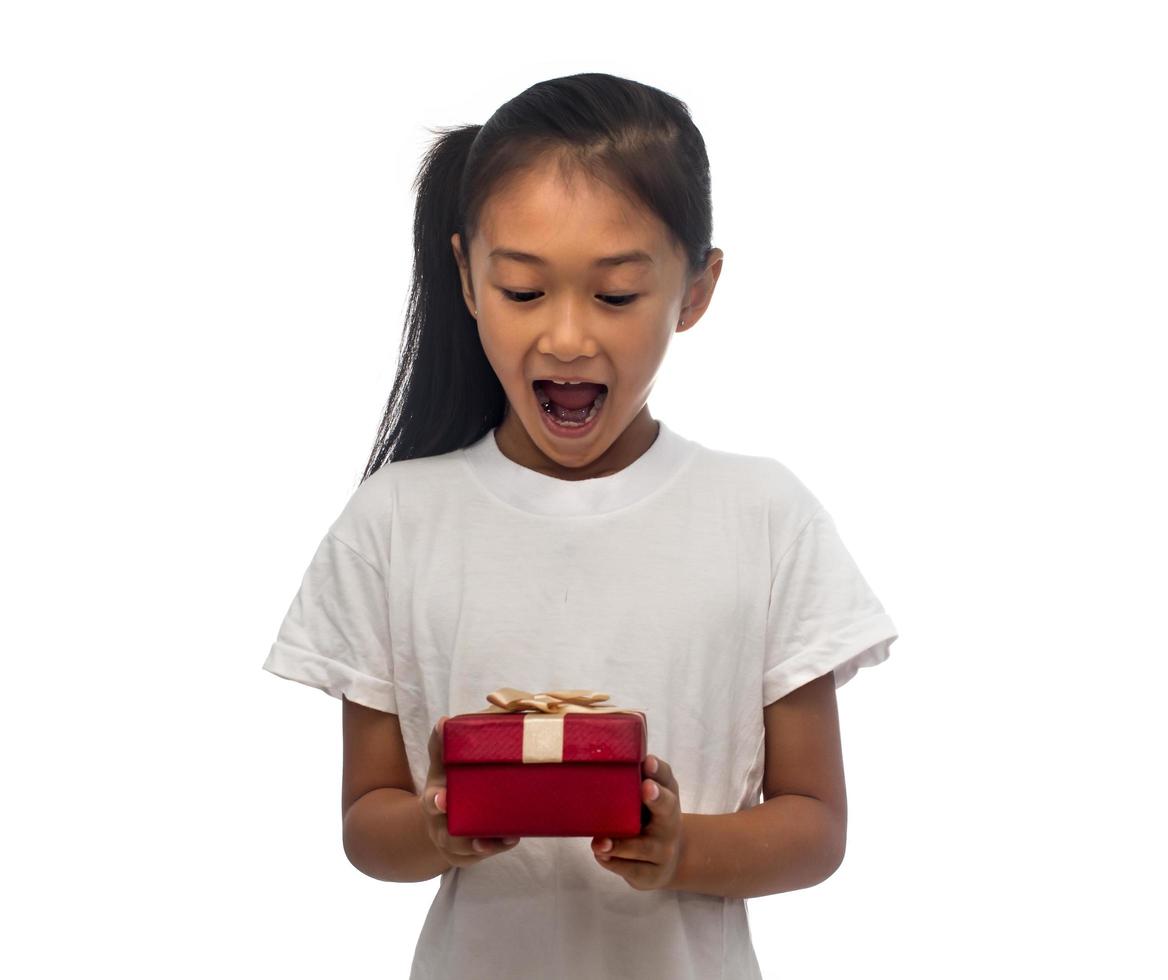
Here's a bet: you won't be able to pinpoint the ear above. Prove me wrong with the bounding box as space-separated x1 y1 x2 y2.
677 247 724 334
451 232 477 318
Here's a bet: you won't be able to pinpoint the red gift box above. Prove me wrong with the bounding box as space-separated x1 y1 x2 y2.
443 688 649 838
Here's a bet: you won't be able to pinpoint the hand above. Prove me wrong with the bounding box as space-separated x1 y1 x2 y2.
421 715 522 867
590 754 684 891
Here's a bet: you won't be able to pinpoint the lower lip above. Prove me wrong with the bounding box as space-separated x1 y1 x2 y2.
534 388 607 439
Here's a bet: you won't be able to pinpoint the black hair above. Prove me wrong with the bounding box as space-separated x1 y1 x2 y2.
360 71 714 480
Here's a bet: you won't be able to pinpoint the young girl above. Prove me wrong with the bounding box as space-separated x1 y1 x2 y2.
264 72 898 979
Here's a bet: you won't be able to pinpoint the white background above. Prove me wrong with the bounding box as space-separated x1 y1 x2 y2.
3 1 1165 977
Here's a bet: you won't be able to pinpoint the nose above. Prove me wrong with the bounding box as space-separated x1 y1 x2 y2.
536 300 600 362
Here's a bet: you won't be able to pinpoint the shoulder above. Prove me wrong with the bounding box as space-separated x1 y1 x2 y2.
686 440 827 565
328 445 469 564
690 440 823 517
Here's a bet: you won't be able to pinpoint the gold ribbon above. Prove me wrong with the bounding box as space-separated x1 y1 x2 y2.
475 687 646 764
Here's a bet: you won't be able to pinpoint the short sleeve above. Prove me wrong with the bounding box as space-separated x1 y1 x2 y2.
763 506 898 706
263 529 397 714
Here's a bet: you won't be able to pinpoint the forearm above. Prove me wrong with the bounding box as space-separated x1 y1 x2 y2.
669 794 845 900
342 788 453 883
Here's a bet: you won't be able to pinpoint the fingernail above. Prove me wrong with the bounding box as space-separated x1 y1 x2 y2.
502 837 519 845
473 839 484 852
647 781 660 801
599 838 612 852
647 756 659 774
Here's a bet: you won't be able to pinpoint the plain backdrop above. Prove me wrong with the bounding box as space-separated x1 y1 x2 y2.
3 1 1165 977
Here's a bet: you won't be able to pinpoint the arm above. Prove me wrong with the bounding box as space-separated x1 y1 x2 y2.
667 670 848 900
340 696 453 882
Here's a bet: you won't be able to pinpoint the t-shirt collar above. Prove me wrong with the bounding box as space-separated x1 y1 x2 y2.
460 418 697 517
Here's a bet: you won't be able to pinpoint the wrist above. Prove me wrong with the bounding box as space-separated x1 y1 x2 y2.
663 812 690 892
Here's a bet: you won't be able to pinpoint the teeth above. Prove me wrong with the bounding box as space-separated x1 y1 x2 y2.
538 389 607 426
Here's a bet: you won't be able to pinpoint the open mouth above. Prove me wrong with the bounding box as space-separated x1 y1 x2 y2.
532 380 608 429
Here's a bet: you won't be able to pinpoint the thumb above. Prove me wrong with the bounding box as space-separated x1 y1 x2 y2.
427 715 448 780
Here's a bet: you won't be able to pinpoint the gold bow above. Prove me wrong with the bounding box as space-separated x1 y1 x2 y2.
475 687 645 763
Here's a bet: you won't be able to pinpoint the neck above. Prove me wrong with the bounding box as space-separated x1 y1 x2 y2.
494 404 660 480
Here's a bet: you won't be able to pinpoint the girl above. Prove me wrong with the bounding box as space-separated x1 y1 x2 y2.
264 72 898 979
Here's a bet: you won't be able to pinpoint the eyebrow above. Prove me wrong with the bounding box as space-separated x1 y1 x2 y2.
487 247 654 268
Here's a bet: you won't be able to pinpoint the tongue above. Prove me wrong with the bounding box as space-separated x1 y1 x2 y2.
539 381 605 410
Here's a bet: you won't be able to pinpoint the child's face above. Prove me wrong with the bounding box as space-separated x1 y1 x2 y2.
452 154 722 479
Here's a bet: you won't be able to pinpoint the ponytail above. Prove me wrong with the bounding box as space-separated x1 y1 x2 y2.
361 124 506 478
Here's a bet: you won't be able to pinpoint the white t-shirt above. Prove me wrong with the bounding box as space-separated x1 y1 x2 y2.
264 419 898 979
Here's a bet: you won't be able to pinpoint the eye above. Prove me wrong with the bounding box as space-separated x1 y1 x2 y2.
498 289 638 308
500 289 541 303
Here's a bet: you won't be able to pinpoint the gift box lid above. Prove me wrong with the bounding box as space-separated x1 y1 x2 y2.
445 711 646 765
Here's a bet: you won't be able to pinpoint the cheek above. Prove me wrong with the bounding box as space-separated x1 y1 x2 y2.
475 330 516 375
471 324 504 359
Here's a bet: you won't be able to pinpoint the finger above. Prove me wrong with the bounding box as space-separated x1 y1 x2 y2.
439 833 520 861
593 847 656 880
592 837 618 863
423 717 449 813
641 774 675 821
427 715 448 779
643 754 678 791
419 778 447 817
469 836 521 854
593 824 653 861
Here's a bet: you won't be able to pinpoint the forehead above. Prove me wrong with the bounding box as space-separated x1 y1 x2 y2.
475 159 674 271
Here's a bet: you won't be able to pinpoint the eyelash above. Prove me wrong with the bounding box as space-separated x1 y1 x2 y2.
499 289 639 308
